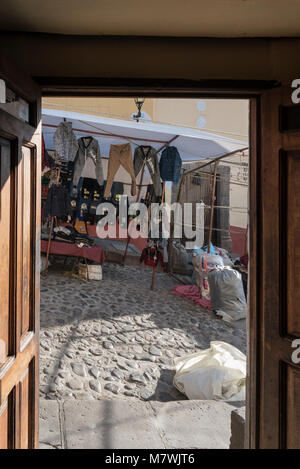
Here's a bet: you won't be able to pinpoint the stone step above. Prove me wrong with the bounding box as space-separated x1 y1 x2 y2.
39 398 244 449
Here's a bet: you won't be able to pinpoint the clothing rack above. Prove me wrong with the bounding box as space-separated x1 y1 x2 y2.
166 148 249 273
44 118 90 277
44 118 248 281
44 121 176 199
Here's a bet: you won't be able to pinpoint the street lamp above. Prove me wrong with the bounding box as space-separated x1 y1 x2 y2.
133 97 145 122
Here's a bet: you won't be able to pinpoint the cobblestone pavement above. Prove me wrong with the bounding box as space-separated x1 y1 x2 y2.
40 263 246 402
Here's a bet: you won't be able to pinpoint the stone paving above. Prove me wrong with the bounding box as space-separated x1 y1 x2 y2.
40 262 246 402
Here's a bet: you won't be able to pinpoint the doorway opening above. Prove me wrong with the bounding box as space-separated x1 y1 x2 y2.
39 96 249 448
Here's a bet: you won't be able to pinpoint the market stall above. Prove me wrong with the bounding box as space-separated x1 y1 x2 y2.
41 108 247 287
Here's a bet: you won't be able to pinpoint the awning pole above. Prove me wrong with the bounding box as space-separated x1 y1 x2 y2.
167 169 185 274
157 135 179 153
207 161 219 253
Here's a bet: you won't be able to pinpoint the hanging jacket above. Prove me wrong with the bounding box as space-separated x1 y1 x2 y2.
43 184 72 220
159 146 182 184
133 146 162 197
53 121 78 162
73 137 104 188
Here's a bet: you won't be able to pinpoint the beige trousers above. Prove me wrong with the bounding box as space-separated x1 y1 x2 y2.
104 143 137 198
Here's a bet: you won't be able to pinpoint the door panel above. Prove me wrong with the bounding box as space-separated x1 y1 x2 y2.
285 152 300 337
252 85 300 448
21 146 34 337
286 365 300 449
0 401 8 449
19 368 29 449
0 63 41 449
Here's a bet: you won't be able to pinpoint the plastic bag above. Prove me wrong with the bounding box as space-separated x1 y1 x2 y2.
215 247 233 266
208 266 247 321
193 242 217 256
173 341 246 401
172 242 189 273
192 253 224 300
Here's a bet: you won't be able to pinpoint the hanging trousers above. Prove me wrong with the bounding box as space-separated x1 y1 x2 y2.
104 143 137 198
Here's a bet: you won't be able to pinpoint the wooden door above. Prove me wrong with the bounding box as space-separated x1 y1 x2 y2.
248 85 300 448
0 60 41 449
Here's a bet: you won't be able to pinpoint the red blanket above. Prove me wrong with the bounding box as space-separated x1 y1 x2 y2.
172 285 211 309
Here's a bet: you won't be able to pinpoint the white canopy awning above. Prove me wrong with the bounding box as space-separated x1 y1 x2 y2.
42 109 248 162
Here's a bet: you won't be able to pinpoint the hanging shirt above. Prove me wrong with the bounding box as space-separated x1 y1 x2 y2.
53 121 78 162
73 136 104 188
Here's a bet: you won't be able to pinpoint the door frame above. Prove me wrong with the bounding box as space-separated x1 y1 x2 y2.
38 77 268 448
1 69 284 447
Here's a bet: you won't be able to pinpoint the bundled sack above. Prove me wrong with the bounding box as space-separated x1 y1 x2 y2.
172 242 190 274
208 266 247 321
173 341 246 401
215 247 233 267
193 243 232 267
192 253 224 300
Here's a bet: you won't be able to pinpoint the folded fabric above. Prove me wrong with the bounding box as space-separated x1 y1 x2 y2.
172 285 211 309
240 254 248 267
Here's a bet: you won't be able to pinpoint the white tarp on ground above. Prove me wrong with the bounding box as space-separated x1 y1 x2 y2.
173 341 246 401
42 109 248 162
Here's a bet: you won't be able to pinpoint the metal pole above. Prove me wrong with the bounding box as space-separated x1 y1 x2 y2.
44 167 61 272
157 135 179 154
45 216 54 272
207 161 219 253
181 147 248 178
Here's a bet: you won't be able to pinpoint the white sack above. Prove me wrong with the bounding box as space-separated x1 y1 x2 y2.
173 341 246 401
208 267 247 321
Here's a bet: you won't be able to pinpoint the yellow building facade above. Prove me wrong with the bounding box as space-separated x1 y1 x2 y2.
42 97 248 142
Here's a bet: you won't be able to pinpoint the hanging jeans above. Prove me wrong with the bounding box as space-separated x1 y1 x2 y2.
104 143 137 198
